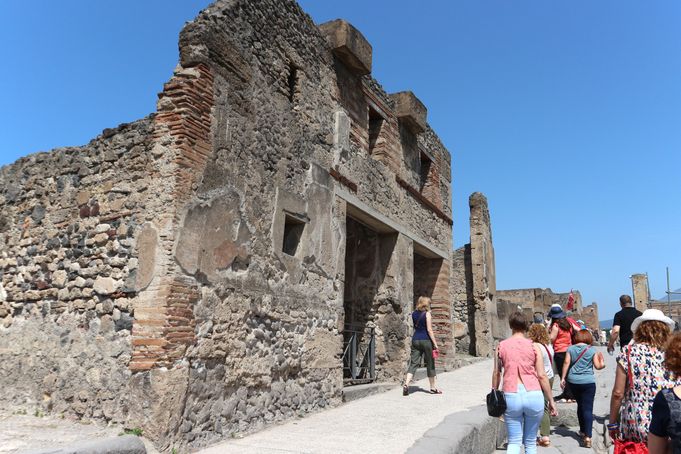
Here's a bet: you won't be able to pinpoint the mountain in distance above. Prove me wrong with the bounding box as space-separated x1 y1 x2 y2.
600 319 613 329
655 288 681 303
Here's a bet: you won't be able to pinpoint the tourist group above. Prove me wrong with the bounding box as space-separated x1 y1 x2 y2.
401 294 681 453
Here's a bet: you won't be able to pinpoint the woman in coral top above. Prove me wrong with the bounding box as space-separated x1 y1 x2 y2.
492 312 557 454
549 305 576 402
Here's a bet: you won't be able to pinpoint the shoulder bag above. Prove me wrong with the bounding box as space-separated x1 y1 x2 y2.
486 389 506 417
487 346 507 417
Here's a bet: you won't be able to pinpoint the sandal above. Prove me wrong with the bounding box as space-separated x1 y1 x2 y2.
583 438 592 448
403 385 409 396
537 437 551 447
429 388 443 394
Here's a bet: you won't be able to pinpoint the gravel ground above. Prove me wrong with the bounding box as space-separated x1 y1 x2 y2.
0 410 158 454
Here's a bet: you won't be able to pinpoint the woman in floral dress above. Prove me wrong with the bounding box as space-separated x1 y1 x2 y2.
609 309 679 444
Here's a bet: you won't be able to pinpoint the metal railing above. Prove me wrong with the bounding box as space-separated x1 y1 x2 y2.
342 324 376 384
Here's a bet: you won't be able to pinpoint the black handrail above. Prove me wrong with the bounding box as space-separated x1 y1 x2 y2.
342 324 376 384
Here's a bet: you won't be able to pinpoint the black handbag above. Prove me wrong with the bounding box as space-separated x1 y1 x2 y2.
486 389 507 417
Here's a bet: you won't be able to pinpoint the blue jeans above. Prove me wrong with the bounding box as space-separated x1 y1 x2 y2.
504 384 545 454
569 381 596 438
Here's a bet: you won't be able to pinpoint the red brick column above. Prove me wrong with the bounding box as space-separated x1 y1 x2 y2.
130 63 214 372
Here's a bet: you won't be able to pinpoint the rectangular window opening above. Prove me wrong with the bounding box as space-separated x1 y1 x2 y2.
368 107 383 154
287 63 299 104
282 214 305 256
419 151 432 191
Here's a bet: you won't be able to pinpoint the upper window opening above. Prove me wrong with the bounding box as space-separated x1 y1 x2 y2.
368 106 383 154
287 63 299 103
282 214 305 256
419 151 432 191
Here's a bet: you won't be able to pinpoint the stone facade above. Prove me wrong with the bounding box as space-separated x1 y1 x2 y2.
0 0 453 450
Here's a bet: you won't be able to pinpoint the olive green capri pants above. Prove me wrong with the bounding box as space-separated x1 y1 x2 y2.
407 339 436 377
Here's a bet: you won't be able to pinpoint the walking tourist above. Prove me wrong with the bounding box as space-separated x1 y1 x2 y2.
492 312 557 454
607 294 642 354
528 323 555 447
608 309 677 449
649 332 681 453
548 305 576 402
560 329 606 448
403 296 441 395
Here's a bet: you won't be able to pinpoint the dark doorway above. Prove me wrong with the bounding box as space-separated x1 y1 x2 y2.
342 216 396 384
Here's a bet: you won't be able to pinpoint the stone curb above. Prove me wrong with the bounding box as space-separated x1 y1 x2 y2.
27 435 146 454
406 405 506 454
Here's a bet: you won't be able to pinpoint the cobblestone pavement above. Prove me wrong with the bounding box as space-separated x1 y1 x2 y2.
495 346 616 453
0 410 159 454
199 359 494 454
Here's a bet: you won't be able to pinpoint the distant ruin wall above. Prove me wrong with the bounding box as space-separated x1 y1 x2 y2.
496 288 599 334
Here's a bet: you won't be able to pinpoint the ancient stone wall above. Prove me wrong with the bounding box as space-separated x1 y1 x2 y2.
450 246 472 353
0 0 454 450
0 119 161 424
495 288 600 333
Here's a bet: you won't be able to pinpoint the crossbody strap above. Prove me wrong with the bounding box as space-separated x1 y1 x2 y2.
573 345 592 366
542 344 553 367
626 346 633 394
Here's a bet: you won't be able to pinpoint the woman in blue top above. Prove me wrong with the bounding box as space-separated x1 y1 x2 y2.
560 329 606 448
403 296 441 396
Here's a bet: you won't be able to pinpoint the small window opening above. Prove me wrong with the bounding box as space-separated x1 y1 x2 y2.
419 152 432 191
368 107 383 154
282 214 305 256
287 63 298 103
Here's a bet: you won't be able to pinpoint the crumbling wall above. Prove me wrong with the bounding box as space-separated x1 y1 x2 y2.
451 246 472 354
0 0 454 450
0 119 161 423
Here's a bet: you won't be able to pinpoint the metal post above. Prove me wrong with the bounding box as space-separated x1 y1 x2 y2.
369 327 376 380
349 332 357 379
668 267 672 318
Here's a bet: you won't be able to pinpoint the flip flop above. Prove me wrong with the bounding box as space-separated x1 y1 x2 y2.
537 437 551 447
429 388 443 394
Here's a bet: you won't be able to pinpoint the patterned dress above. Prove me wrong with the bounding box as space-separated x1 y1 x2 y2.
618 343 681 442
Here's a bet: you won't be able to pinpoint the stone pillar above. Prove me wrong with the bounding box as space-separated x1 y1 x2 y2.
631 274 649 312
469 193 495 357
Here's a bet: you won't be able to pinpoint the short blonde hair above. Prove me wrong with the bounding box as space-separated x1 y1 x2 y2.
416 296 431 312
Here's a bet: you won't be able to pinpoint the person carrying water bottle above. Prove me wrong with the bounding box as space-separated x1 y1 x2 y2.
403 296 441 395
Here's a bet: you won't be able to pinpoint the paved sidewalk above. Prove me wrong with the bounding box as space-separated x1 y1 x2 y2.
198 358 493 454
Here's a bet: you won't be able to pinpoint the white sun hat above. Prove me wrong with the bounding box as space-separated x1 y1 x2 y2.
631 309 675 333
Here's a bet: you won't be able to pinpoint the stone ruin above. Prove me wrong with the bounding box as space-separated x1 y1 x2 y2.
0 0 603 450
0 0 455 449
451 193 601 355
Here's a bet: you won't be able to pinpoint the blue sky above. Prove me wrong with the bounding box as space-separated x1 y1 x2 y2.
1 1 679 320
